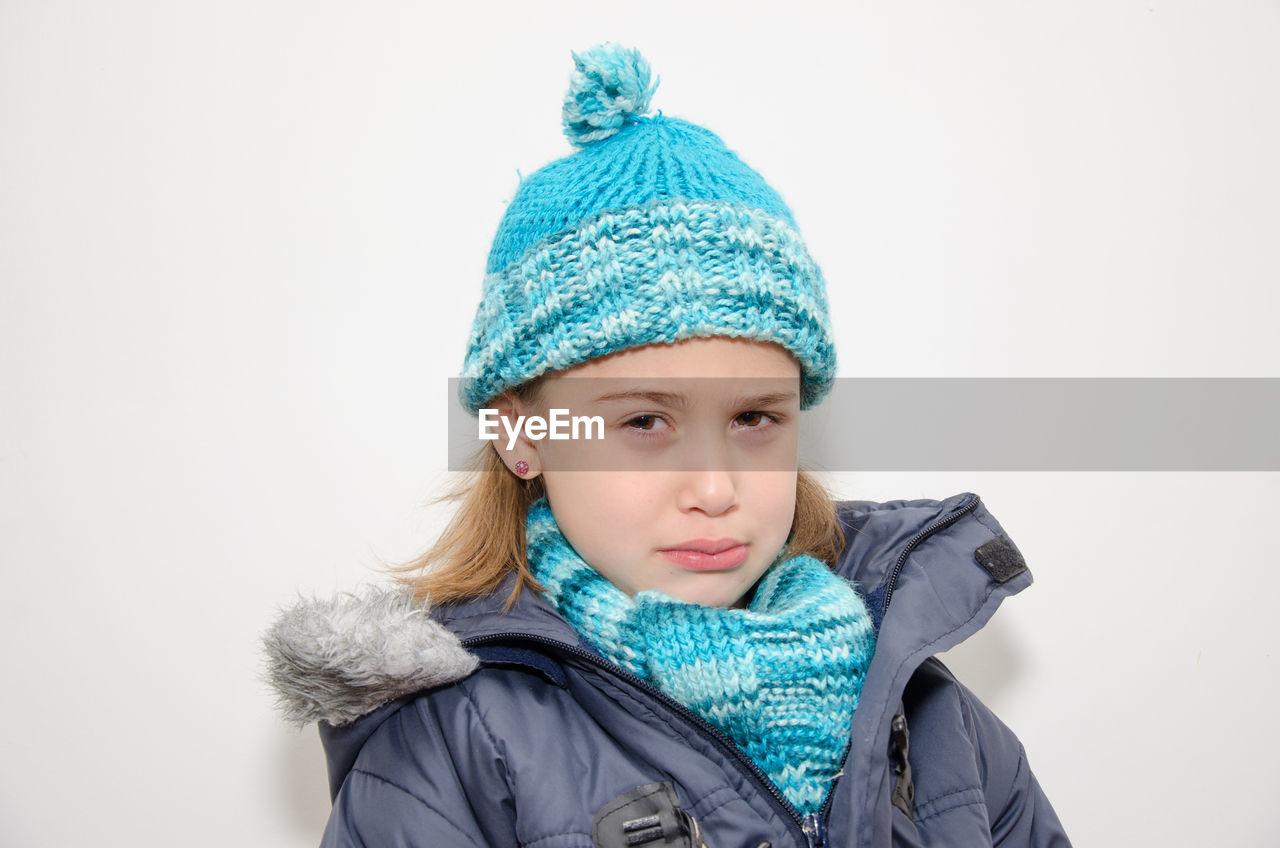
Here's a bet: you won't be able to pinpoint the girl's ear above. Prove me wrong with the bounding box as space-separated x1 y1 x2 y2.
489 392 543 480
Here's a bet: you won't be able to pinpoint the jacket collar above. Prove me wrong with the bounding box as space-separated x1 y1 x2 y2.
432 573 581 646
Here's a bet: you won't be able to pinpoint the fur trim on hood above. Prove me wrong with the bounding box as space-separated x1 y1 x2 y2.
263 587 479 727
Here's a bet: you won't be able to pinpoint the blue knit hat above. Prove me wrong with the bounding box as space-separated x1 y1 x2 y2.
459 44 836 412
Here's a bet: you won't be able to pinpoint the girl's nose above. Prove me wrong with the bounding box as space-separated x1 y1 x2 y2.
675 467 738 516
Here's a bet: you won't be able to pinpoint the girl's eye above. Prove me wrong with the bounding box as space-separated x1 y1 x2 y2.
625 414 667 432
734 411 776 429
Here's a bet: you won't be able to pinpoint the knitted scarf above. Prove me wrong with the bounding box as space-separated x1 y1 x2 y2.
525 499 877 816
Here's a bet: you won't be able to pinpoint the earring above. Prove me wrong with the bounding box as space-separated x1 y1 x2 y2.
514 460 529 477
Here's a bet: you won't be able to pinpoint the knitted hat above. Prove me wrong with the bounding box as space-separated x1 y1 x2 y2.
459 44 836 412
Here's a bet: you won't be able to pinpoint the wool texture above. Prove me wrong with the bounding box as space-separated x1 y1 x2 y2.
525 499 877 816
262 588 479 727
459 43 836 412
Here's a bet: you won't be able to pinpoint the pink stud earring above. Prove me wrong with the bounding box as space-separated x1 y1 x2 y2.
514 460 529 477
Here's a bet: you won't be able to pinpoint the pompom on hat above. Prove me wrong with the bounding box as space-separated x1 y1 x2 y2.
459 43 836 412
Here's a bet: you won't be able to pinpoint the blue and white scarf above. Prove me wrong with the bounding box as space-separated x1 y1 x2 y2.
525 498 877 815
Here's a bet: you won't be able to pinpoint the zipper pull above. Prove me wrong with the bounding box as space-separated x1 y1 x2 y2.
801 813 826 848
889 703 915 817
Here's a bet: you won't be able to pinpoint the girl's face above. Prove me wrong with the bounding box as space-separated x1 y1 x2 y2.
501 337 801 608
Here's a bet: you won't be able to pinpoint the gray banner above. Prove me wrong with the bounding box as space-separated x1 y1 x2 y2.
448 378 1280 471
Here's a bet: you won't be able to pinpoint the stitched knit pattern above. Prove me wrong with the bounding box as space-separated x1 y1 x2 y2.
459 44 836 412
525 499 877 816
460 198 835 411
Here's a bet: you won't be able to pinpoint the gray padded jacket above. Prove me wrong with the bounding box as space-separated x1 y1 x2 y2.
267 493 1071 848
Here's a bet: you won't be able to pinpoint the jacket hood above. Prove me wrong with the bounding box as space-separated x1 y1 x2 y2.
263 587 480 726
264 492 1031 730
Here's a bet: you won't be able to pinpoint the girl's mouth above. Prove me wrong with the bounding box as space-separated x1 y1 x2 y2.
658 540 749 572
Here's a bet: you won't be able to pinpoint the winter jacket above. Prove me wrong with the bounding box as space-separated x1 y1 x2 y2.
267 492 1072 847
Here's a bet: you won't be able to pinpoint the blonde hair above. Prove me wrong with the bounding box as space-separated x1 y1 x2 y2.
392 445 845 610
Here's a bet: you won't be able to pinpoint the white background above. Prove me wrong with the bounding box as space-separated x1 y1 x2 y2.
2 2 1277 845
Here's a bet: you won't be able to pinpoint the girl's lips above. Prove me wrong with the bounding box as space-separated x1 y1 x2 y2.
659 544 749 572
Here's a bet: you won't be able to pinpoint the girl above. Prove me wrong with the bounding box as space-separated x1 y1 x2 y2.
267 44 1070 848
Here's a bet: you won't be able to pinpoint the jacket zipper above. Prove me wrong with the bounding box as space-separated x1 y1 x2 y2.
801 812 827 848
461 631 819 844
879 493 980 614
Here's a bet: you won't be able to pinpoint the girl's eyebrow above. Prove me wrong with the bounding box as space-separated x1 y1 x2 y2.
732 391 799 409
589 389 798 408
591 389 688 408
